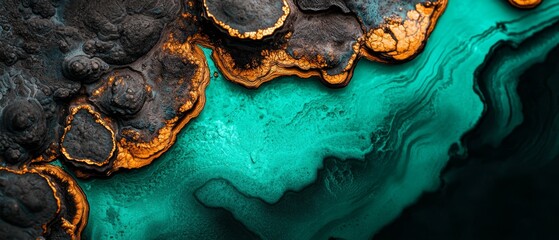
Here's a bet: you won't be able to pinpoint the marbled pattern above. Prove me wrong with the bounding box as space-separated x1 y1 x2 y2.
0 0 555 239
80 1 559 239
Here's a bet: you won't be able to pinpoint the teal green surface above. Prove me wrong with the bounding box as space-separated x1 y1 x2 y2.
80 1 559 239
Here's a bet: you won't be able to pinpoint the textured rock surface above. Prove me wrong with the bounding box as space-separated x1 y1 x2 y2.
0 170 58 239
203 0 288 39
297 0 350 12
61 105 116 171
0 0 209 177
198 0 447 87
0 165 88 239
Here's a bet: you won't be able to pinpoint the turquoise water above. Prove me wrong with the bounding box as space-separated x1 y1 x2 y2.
80 1 559 239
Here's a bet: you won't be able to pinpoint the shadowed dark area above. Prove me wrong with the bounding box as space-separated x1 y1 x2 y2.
374 23 559 240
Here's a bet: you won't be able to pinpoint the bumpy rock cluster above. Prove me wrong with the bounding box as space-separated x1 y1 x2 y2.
1 0 207 238
0 0 540 238
195 0 448 87
0 165 88 239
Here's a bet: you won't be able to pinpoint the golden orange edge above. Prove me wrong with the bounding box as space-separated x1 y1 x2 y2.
202 0 290 40
60 104 117 167
203 0 448 88
360 1 448 63
508 0 542 9
0 164 88 240
194 34 360 88
107 36 210 174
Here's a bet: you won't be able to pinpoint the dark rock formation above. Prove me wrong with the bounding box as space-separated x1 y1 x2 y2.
0 165 88 239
